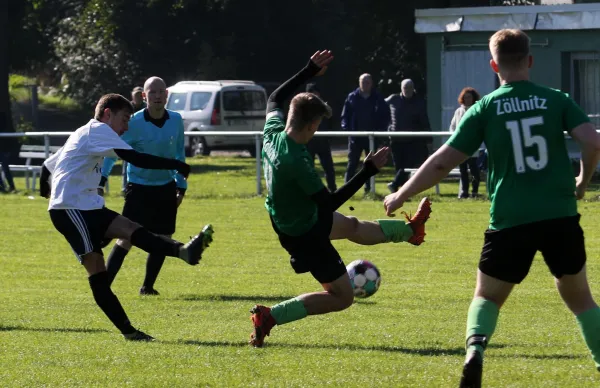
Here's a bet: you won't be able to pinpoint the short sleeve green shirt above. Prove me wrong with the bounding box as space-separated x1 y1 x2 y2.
447 81 589 230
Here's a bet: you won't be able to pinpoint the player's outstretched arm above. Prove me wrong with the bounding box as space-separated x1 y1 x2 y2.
311 147 390 212
266 50 333 114
114 149 190 179
571 122 600 199
384 145 468 216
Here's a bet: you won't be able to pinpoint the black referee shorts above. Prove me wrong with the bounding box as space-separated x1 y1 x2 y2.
271 210 347 284
50 207 120 263
122 181 178 235
479 214 586 284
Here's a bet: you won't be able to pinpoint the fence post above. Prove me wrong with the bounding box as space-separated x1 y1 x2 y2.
44 134 50 158
369 134 375 194
255 134 262 196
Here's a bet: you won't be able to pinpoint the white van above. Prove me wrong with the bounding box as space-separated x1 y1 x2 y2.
166 80 267 156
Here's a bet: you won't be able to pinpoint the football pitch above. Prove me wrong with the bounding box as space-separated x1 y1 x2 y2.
2 156 600 387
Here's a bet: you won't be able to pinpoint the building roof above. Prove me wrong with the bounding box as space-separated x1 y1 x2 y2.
415 3 600 33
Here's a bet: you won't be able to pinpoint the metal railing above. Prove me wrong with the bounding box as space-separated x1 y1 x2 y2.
0 130 583 195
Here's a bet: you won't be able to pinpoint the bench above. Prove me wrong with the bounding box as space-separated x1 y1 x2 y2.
3 145 61 191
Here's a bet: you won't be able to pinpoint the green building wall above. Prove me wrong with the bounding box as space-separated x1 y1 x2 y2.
425 30 600 132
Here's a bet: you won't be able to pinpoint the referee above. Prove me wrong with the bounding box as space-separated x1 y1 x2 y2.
100 76 214 295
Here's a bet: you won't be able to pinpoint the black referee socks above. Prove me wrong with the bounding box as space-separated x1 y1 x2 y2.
106 245 130 285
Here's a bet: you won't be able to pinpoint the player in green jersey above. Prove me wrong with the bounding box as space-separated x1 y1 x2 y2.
383 29 600 387
249 50 433 347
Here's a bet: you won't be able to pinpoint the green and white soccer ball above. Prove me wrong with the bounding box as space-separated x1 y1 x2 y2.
347 259 381 298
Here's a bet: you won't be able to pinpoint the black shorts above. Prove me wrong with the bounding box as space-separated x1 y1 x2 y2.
479 214 586 284
122 181 178 235
271 210 346 284
50 207 120 263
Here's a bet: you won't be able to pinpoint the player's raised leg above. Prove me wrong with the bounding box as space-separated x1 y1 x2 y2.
104 214 213 266
329 197 432 246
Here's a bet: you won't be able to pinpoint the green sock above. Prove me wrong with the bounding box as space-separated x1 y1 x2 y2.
270 297 308 325
465 297 499 358
576 306 600 370
376 220 413 243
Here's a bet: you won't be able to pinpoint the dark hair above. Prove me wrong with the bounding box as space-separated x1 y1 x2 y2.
458 87 481 105
94 94 134 120
289 92 332 130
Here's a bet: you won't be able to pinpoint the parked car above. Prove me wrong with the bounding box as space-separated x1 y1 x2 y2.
166 80 267 156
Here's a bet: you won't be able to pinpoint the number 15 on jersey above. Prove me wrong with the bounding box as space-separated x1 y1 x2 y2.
506 116 548 173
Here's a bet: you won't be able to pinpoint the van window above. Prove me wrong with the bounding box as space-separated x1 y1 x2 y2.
190 92 212 111
167 92 187 111
223 90 266 111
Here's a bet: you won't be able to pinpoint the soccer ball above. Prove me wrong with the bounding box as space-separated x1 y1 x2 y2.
347 260 381 298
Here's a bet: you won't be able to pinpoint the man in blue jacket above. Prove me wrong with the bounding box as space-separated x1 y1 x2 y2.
100 76 214 295
341 74 389 193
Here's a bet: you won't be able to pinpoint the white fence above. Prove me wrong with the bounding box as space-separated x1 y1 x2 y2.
0 130 583 195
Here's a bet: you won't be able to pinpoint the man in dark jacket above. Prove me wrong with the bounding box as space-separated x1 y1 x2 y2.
305 83 336 192
385 79 431 192
120 87 148 194
0 112 17 193
341 74 389 193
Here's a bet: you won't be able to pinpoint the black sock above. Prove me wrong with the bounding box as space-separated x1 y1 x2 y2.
143 253 166 289
106 245 130 285
130 228 182 258
88 272 136 335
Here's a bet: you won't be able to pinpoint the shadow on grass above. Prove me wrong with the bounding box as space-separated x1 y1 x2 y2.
0 325 109 334
176 294 296 302
170 339 468 356
353 299 377 305
494 353 586 360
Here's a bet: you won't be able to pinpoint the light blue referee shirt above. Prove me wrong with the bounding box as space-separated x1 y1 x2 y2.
102 109 187 189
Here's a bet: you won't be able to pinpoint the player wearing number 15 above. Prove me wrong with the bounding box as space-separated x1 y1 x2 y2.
383 29 600 387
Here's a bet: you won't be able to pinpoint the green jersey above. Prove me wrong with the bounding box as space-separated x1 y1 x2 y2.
447 81 590 230
263 110 325 236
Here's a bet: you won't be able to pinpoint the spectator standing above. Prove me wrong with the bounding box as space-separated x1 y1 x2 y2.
385 79 431 193
449 87 483 198
305 83 337 192
0 112 17 193
120 87 148 194
341 74 389 193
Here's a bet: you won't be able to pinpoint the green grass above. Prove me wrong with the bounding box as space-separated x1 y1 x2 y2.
2 156 600 387
9 74 81 111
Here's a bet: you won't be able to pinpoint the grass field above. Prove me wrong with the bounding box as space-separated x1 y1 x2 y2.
2 156 600 387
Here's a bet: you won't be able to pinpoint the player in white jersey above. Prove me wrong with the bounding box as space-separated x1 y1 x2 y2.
40 94 212 341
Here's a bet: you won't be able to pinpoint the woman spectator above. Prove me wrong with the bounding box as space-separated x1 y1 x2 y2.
449 87 482 199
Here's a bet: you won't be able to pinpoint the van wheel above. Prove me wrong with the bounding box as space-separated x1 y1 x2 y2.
191 136 211 156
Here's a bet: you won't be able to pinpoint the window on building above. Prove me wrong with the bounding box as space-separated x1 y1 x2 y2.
571 52 600 128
